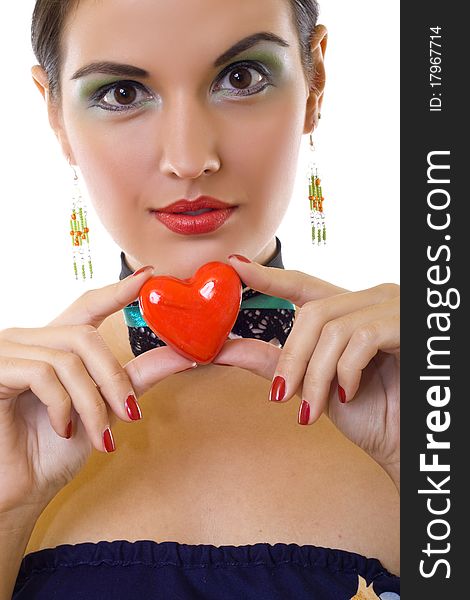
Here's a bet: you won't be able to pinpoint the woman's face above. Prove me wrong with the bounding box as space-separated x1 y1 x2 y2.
54 0 314 277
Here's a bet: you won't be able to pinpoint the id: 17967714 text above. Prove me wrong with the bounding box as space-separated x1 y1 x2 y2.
429 26 443 112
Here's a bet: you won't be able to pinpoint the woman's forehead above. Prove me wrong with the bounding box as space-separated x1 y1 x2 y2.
62 0 296 70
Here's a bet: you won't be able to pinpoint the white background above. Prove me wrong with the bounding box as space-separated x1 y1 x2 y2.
0 1 399 328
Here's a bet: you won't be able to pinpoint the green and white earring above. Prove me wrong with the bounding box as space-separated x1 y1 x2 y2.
307 117 327 245
68 159 93 280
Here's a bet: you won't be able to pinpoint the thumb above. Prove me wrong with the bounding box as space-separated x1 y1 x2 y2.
124 345 198 398
213 338 280 378
47 265 155 328
227 254 347 307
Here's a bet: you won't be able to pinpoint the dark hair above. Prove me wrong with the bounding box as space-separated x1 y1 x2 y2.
31 0 320 103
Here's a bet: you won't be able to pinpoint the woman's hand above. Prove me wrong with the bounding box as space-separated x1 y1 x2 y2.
0 268 197 516
213 255 400 479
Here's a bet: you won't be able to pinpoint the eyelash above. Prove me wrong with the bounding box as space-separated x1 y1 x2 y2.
89 60 274 112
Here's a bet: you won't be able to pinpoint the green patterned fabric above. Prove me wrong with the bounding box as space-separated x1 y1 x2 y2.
123 293 295 328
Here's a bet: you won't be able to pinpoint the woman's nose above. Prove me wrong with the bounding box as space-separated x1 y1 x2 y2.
159 98 221 179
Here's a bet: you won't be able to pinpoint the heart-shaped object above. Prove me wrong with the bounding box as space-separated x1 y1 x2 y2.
138 261 242 364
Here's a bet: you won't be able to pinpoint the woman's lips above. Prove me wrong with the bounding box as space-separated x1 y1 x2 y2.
153 206 237 235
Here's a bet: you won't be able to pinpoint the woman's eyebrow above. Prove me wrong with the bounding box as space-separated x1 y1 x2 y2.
71 62 149 80
70 31 289 81
213 31 290 67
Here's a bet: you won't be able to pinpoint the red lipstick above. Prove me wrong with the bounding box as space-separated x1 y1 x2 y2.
153 196 237 235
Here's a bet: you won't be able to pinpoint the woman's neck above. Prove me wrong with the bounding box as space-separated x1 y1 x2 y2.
252 236 278 266
123 236 279 275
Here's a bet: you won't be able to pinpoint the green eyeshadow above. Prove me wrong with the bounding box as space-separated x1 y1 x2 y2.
78 76 123 101
236 50 285 75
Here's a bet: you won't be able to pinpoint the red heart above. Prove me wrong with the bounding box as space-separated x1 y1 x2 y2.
138 261 242 364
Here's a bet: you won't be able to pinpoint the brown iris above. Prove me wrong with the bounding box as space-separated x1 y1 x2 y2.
229 67 253 89
113 84 137 105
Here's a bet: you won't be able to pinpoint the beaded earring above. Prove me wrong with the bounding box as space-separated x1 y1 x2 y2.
307 119 327 246
69 159 93 280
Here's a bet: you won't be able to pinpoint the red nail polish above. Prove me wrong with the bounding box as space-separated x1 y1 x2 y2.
65 420 73 439
228 254 252 263
338 385 347 403
132 265 154 277
269 375 286 402
103 427 116 452
298 400 310 425
125 394 142 420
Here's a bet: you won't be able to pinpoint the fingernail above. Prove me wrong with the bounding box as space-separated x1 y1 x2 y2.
269 375 286 402
181 362 198 372
132 265 154 277
103 427 116 452
298 399 310 425
338 385 347 403
125 393 142 420
228 254 252 263
65 420 73 439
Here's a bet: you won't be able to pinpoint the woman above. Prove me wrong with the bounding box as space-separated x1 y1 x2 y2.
1 0 400 598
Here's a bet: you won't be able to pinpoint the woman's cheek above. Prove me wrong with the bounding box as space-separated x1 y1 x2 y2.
63 115 144 210
230 103 302 214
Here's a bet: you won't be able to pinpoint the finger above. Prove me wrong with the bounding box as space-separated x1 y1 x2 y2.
46 265 155 329
212 338 280 380
0 340 119 451
299 298 399 425
336 313 400 403
1 326 197 421
227 254 349 307
124 345 198 398
0 355 72 440
268 286 401 404
0 329 141 425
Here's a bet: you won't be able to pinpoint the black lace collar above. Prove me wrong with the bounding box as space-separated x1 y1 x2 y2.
119 237 295 356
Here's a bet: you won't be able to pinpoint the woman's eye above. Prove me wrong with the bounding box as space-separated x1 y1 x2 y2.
214 62 273 97
90 62 273 112
91 81 155 112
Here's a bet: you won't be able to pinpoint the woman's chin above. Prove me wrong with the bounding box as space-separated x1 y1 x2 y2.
140 247 234 279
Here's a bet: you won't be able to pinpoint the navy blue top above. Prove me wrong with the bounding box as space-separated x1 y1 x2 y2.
13 539 400 599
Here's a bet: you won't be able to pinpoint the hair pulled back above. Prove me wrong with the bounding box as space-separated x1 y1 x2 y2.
31 0 320 103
